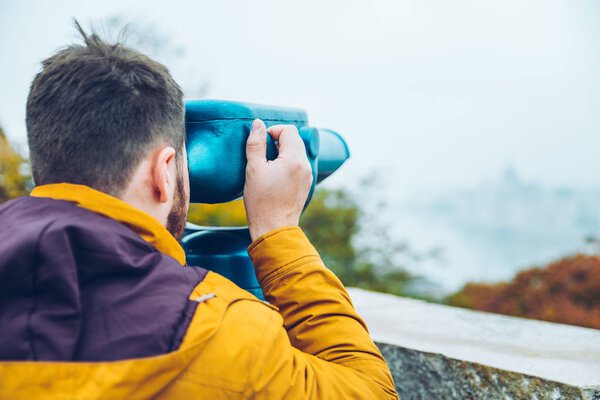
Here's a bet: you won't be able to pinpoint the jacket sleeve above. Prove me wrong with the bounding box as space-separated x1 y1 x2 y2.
247 226 398 399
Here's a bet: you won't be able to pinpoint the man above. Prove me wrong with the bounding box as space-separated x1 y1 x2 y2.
0 23 397 399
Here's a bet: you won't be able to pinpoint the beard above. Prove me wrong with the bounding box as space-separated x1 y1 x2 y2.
166 160 188 241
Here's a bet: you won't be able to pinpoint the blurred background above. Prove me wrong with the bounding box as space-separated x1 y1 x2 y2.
1 0 599 328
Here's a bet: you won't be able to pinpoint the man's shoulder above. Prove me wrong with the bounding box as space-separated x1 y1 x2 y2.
177 271 282 393
0 195 150 247
0 195 185 282
183 271 282 352
183 271 280 339
1 195 122 230
0 196 112 266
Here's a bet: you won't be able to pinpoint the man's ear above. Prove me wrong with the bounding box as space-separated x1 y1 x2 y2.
152 146 177 204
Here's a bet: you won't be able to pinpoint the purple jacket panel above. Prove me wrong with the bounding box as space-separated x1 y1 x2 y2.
0 196 207 362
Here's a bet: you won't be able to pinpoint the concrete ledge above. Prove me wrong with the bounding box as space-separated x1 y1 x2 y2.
347 288 600 400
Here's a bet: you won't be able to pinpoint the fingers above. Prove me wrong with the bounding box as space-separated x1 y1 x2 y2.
267 124 305 159
246 119 268 165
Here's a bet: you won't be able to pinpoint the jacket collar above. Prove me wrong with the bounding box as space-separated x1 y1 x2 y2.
30 183 186 265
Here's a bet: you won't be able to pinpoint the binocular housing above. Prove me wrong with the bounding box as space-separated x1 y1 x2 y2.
181 100 350 299
185 100 350 204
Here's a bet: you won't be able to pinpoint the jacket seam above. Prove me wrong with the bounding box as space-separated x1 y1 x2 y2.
333 356 389 366
260 255 321 288
168 299 200 352
172 375 245 393
247 226 300 253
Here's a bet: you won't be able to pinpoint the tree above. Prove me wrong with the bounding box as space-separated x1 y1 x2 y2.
300 187 424 297
447 254 600 329
0 127 30 202
188 185 427 298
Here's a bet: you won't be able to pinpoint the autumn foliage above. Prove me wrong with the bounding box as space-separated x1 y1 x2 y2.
447 254 600 330
0 127 30 202
187 200 247 227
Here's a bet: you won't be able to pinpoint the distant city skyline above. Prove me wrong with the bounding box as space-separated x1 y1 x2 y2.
1 0 599 194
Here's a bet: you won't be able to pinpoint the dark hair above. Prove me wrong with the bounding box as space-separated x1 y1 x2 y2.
26 20 184 196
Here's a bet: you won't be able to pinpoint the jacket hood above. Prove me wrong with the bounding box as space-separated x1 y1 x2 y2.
0 195 207 362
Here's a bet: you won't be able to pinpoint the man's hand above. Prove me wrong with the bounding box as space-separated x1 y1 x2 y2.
244 119 313 241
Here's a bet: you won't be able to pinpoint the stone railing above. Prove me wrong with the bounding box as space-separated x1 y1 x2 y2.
347 288 600 400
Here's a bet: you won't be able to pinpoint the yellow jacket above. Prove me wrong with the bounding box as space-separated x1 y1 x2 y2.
0 184 397 399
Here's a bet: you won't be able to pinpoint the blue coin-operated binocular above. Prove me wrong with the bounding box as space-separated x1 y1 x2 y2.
181 100 350 299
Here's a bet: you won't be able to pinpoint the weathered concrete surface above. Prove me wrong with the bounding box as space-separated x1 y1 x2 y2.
376 343 599 400
347 288 600 400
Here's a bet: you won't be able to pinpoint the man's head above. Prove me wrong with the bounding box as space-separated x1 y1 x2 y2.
26 21 189 239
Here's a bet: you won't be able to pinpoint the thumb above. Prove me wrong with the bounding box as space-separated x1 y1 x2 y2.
245 119 267 165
